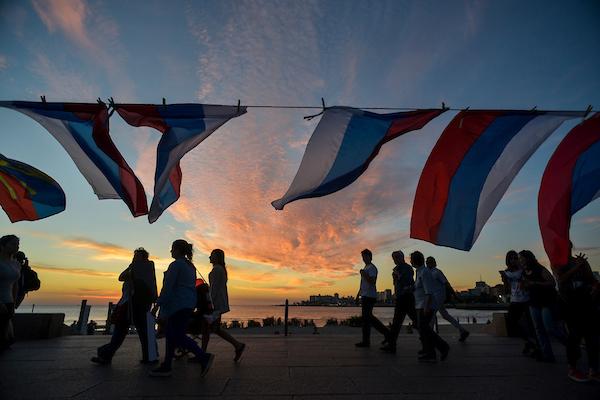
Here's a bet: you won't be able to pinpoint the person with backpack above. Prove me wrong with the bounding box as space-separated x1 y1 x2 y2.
0 235 20 352
14 251 40 309
149 240 214 377
91 248 158 365
201 249 246 362
427 257 470 342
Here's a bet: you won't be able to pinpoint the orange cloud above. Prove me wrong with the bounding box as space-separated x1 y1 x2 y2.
60 237 172 265
32 0 94 50
33 263 117 278
123 4 430 289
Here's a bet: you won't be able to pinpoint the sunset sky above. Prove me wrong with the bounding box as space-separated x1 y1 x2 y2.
1 0 599 305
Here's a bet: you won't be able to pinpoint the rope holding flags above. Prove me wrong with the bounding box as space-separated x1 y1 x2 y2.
0 153 66 222
0 101 148 217
0 96 597 251
538 113 600 269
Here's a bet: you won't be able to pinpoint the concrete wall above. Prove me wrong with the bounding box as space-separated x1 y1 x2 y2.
13 313 65 340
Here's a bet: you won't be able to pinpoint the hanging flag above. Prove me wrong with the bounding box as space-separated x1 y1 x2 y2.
115 103 247 223
0 154 66 222
0 101 148 217
271 107 445 210
538 113 600 268
411 110 584 251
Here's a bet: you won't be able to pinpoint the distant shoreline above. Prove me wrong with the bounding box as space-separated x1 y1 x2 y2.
281 303 509 310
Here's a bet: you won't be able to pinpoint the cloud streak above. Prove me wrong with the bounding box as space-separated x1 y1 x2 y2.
33 263 117 278
59 237 172 265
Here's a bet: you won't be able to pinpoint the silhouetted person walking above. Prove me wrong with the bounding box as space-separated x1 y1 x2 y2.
427 257 469 342
150 240 214 377
92 248 158 365
381 250 416 354
413 252 449 362
201 249 246 362
355 249 389 347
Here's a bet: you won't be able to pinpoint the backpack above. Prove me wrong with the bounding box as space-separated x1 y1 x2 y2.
22 267 41 292
195 278 214 315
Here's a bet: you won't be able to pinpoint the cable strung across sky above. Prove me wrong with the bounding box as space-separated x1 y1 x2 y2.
0 99 598 268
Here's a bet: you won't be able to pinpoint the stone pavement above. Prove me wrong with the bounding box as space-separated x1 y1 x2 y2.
1 329 598 399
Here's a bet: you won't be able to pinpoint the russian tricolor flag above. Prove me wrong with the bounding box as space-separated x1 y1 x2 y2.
271 107 445 210
0 153 66 222
539 113 600 268
411 110 584 251
0 101 148 217
116 103 247 223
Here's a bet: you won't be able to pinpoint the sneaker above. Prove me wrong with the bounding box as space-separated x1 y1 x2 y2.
188 355 204 363
587 370 600 383
440 346 450 361
522 342 535 355
418 353 437 363
201 353 215 377
90 356 111 365
139 359 159 365
234 343 246 362
568 368 590 383
149 364 172 377
459 331 470 343
355 342 370 348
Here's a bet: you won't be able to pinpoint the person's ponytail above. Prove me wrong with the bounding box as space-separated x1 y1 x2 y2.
185 243 194 262
172 239 194 262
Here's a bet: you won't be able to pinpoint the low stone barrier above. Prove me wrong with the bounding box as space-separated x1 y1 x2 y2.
13 313 65 340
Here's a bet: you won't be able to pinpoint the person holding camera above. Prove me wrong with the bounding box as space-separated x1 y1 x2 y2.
14 251 40 309
0 235 20 352
500 250 536 356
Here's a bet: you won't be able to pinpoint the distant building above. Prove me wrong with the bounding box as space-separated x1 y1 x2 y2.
489 284 507 302
376 289 393 304
309 294 338 305
468 280 490 296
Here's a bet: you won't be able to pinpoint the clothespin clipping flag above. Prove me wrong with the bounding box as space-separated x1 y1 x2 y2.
411 110 584 251
271 107 445 210
116 103 247 223
538 113 600 268
0 153 66 222
0 101 148 217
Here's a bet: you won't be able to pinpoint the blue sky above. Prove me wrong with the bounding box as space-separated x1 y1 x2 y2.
0 0 599 304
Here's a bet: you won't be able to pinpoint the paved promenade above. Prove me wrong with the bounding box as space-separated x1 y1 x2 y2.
1 328 598 399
